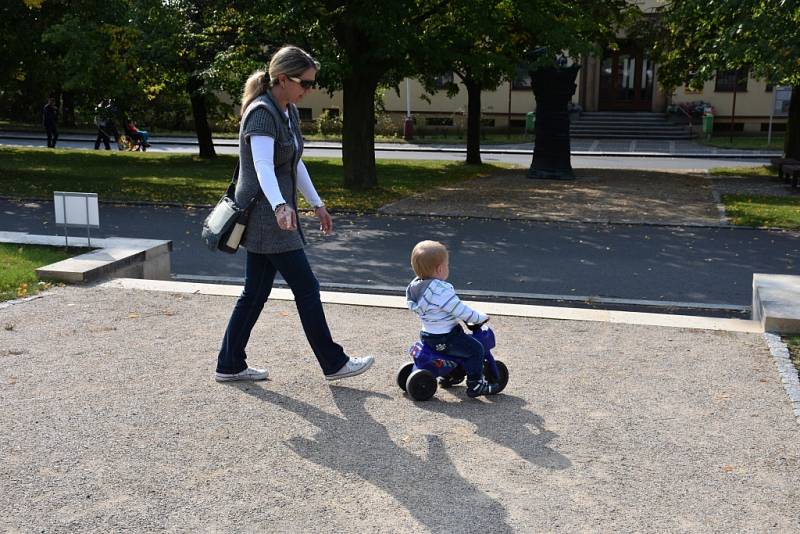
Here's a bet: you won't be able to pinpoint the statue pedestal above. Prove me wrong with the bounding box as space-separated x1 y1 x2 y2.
528 65 580 180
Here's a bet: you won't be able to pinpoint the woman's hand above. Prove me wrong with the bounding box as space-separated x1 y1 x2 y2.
315 206 333 235
275 204 297 231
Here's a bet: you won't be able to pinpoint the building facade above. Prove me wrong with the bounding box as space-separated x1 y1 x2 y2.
293 0 787 135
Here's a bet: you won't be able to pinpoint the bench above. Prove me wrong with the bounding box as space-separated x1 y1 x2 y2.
769 158 800 187
781 164 800 188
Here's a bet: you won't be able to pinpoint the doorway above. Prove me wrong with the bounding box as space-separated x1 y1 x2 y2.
598 47 654 111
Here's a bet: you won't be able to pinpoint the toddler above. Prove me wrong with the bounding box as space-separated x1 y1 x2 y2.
405 240 501 398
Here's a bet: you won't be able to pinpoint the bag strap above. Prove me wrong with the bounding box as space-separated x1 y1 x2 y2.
233 99 279 213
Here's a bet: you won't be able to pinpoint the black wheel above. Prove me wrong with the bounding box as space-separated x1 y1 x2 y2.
483 360 509 394
396 362 414 392
439 366 466 388
406 369 437 401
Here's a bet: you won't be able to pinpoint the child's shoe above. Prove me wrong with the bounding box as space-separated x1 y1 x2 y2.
466 377 501 398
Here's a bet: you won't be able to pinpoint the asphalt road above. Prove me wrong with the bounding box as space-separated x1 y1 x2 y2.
0 135 771 171
3 198 798 314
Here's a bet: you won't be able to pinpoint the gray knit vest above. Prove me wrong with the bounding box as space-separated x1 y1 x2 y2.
235 92 305 254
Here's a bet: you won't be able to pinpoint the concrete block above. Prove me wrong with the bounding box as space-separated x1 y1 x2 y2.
753 273 800 334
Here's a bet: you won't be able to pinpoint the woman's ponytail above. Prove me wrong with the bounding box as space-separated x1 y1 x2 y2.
240 70 269 116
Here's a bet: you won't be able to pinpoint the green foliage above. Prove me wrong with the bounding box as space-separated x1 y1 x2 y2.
314 110 343 136
653 0 800 89
374 114 400 137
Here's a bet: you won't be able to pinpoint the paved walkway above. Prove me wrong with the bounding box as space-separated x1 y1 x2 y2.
0 130 781 157
2 140 799 531
2 283 799 532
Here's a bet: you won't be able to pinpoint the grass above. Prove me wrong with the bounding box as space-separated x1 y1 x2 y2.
785 336 800 375
698 135 784 150
722 195 800 228
708 165 775 178
0 146 506 211
0 243 83 301
708 165 800 229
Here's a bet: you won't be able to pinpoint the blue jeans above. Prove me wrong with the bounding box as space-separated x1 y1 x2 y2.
420 325 484 380
216 248 349 376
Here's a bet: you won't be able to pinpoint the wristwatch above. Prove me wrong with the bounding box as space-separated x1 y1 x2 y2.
274 202 287 212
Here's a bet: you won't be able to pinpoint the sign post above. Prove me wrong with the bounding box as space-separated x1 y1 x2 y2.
53 192 99 248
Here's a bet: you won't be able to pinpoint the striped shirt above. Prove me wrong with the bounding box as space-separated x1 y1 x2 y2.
406 277 488 334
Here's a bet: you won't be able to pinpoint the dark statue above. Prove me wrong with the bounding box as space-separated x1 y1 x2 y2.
527 63 580 180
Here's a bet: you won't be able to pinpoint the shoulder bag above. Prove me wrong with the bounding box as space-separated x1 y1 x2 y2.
201 162 261 254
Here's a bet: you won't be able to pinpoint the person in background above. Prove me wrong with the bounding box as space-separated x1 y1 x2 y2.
126 119 150 147
42 96 59 148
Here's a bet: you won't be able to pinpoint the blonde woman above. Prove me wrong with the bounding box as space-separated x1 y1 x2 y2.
215 45 374 383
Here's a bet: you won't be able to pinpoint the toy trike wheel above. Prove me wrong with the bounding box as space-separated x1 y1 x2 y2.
483 360 509 394
439 367 466 388
406 369 437 401
396 362 414 392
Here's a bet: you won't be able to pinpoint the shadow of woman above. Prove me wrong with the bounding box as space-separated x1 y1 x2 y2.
234 383 514 533
414 392 571 470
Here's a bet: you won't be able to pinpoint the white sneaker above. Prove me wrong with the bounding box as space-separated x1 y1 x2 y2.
215 367 269 382
325 356 374 381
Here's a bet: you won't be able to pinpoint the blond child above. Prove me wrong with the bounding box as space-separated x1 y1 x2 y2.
405 240 500 398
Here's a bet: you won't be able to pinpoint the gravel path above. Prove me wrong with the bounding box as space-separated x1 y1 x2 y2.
2 286 800 532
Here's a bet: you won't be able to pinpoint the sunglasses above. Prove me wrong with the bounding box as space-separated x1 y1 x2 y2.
287 76 316 89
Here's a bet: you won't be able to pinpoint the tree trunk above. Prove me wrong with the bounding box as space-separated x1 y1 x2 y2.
464 77 482 165
188 75 216 159
342 75 379 189
785 85 800 160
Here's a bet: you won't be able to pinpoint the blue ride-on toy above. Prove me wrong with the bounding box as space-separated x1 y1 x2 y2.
396 324 509 401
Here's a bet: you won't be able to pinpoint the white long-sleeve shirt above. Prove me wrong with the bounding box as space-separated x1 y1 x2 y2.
406 277 488 334
251 135 323 210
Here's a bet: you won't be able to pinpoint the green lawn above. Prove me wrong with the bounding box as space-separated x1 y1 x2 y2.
699 135 784 150
709 165 800 229
723 195 800 228
0 146 506 211
0 243 81 301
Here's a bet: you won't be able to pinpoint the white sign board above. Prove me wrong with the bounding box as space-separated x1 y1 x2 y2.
54 192 99 228
774 86 791 117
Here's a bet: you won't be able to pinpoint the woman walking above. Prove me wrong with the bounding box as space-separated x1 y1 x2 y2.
215 45 374 383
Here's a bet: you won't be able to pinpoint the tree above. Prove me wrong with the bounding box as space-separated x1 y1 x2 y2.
0 0 70 123
416 0 630 165
278 0 447 189
653 0 800 159
415 0 517 164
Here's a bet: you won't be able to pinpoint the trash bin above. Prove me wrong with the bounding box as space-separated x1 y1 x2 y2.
403 117 414 140
702 112 714 138
525 111 536 134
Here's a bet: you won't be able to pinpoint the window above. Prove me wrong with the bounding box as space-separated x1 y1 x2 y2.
433 73 454 90
509 119 525 128
480 118 495 127
766 83 773 92
322 107 339 117
512 66 532 90
761 122 786 132
426 117 453 126
714 69 748 92
297 107 312 121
